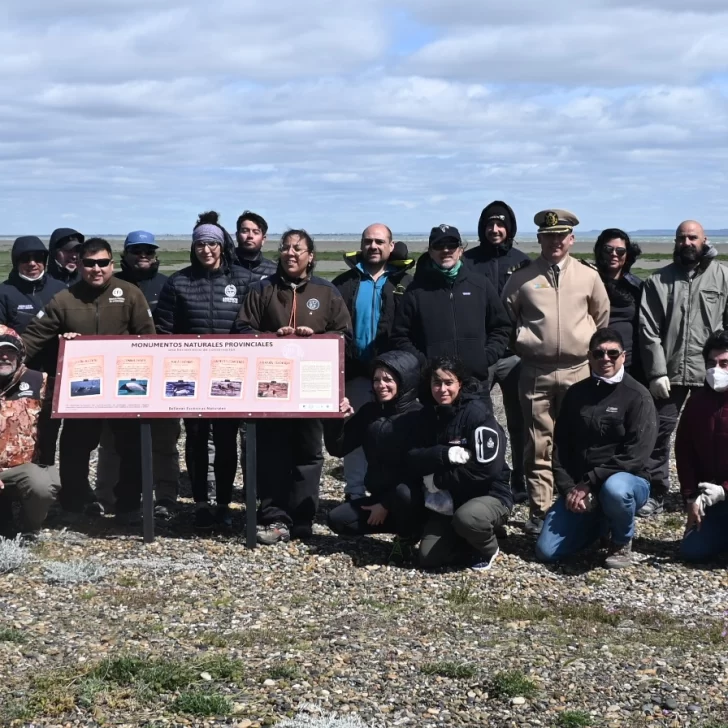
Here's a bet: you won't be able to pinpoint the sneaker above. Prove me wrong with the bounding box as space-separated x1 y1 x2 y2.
194 506 215 530
471 547 500 571
636 497 664 518
215 505 233 529
524 515 544 536
84 500 105 518
388 536 416 564
115 510 142 527
257 522 291 545
605 540 633 569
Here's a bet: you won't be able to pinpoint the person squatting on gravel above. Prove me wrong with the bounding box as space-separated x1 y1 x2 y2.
535 328 657 569
325 350 425 556
638 220 728 520
675 330 728 562
155 211 255 531
22 237 155 523
0 325 60 539
233 229 352 546
407 356 513 571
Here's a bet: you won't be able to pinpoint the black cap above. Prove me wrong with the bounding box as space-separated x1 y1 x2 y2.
429 224 462 247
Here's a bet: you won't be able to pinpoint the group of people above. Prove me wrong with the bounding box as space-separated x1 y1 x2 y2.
1 203 727 570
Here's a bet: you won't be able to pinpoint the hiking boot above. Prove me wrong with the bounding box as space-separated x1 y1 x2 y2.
495 524 508 540
257 522 291 545
154 499 175 521
605 540 633 569
471 547 500 571
636 497 664 518
84 500 105 518
194 506 215 530
215 505 233 529
524 515 544 536
291 523 313 540
388 536 416 564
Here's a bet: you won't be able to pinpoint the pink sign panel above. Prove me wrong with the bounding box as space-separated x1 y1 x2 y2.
53 334 345 419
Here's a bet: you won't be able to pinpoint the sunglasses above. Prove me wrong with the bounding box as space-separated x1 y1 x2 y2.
431 240 461 251
590 348 623 360
604 247 627 258
18 253 46 264
82 258 112 269
127 246 157 256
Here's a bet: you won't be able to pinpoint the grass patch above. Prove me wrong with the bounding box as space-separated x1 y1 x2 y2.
0 626 26 643
171 690 231 717
557 710 593 727
421 661 476 679
490 670 538 699
265 664 300 680
89 655 196 692
445 581 475 606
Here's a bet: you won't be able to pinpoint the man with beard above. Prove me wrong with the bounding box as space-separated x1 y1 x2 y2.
47 228 84 286
333 223 414 500
235 210 277 280
638 220 728 517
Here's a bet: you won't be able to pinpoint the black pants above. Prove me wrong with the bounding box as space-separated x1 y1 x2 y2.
59 419 142 513
327 483 425 540
489 354 525 487
256 418 323 528
646 385 695 498
184 419 239 506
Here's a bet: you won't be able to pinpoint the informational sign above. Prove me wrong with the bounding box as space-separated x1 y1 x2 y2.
53 334 345 418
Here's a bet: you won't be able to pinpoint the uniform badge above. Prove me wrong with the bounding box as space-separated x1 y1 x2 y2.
474 426 499 463
307 298 320 311
19 382 30 391
225 284 237 298
112 287 123 298
544 211 559 228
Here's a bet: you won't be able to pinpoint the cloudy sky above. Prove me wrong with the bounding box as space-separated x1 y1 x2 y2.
2 0 728 235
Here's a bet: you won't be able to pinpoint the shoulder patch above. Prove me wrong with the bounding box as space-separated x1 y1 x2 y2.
580 259 599 271
474 426 499 463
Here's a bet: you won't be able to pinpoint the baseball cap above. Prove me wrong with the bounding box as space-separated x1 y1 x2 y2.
429 224 463 248
124 230 157 248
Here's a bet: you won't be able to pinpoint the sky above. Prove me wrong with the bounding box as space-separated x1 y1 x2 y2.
1 0 728 236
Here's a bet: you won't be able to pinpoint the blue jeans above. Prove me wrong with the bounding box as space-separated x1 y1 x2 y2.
535 472 650 563
680 500 728 562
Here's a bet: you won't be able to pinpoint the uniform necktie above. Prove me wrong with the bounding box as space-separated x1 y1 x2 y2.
552 263 560 288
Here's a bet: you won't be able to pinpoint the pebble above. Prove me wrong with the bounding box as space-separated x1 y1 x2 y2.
511 697 527 706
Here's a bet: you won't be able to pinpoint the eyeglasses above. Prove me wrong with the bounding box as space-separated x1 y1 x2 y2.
604 247 627 258
431 240 461 251
18 253 46 264
279 245 308 255
82 258 112 269
590 348 623 360
127 246 157 256
193 241 220 250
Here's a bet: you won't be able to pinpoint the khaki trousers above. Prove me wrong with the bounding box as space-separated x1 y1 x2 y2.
0 463 60 531
519 361 590 519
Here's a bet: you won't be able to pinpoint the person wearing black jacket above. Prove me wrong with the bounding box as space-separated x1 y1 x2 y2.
464 201 530 502
535 328 657 569
47 227 84 286
235 210 277 280
408 356 513 570
390 225 511 398
155 211 255 530
332 224 414 500
325 350 424 553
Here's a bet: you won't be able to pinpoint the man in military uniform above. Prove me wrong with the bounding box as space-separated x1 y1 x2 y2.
502 209 610 535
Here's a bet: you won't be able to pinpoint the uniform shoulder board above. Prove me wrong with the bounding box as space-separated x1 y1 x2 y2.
506 260 530 278
580 259 599 271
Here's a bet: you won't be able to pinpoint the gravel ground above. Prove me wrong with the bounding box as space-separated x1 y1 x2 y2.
1 392 727 728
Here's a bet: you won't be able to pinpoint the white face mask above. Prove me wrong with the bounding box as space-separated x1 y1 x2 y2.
706 366 728 392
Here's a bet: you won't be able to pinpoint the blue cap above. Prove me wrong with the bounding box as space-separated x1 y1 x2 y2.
124 230 157 248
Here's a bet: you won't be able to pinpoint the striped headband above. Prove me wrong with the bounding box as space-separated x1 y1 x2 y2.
192 224 225 245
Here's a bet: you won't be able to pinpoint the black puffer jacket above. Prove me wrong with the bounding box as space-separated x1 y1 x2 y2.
463 201 531 294
116 258 168 313
333 252 414 379
408 380 513 510
601 272 643 374
0 236 66 335
324 350 423 507
154 244 255 334
235 248 278 280
47 227 84 286
390 256 511 382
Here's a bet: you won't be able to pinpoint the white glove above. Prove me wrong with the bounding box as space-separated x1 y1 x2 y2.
448 446 471 464
425 490 454 516
423 474 437 493
649 376 671 400
698 482 726 507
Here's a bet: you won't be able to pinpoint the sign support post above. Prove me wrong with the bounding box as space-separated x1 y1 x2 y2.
245 421 258 549
140 422 154 544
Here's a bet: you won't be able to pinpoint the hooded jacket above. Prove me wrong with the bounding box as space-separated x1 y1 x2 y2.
235 248 278 280
333 251 414 378
463 201 531 294
0 325 48 470
324 350 423 506
154 242 255 335
0 236 66 335
407 380 513 510
22 275 156 362
47 227 84 286
639 244 728 386
116 257 168 313
389 255 511 382
675 385 728 502
553 372 657 496
502 255 610 368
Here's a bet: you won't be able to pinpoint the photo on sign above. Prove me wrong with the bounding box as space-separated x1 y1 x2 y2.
164 380 197 398
256 380 289 399
210 379 243 398
117 378 149 397
70 378 102 397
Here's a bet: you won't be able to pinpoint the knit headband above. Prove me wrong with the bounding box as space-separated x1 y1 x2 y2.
193 224 225 245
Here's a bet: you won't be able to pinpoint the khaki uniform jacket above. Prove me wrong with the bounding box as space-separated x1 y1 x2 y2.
639 250 728 387
22 275 155 362
502 255 610 368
